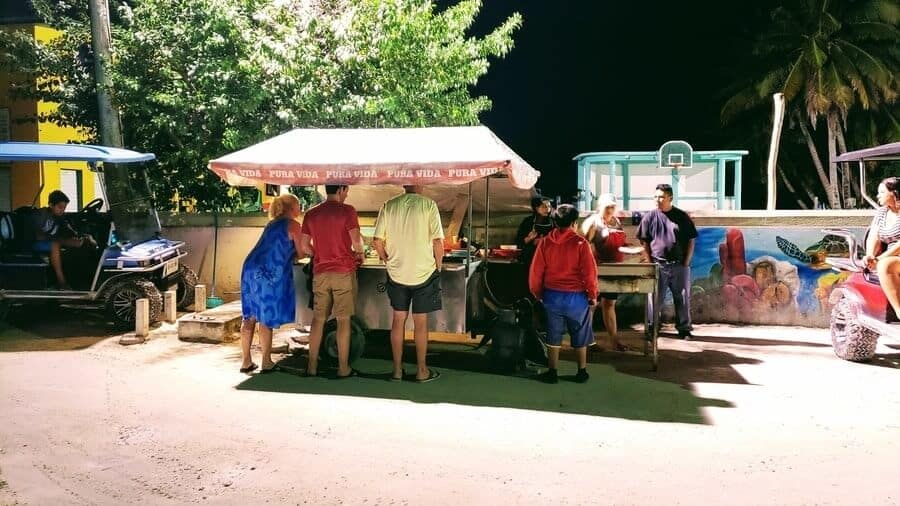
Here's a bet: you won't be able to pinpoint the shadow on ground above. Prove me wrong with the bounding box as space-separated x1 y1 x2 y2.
674 335 831 349
237 336 741 424
0 305 117 352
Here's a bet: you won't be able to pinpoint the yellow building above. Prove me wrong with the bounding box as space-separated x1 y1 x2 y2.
1 8 101 213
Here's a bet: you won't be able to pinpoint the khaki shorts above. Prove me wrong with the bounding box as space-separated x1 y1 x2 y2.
312 272 357 319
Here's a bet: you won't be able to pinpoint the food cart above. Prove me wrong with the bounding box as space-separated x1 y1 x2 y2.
208 126 540 335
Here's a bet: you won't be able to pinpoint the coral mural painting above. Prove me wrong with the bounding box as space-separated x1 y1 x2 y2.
688 227 865 327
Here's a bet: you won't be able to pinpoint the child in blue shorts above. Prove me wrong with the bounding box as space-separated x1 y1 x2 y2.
528 204 598 383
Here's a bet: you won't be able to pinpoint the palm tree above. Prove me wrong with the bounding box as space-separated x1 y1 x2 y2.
722 0 899 209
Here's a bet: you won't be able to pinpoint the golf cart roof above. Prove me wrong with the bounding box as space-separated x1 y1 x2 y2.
0 142 155 163
833 142 900 163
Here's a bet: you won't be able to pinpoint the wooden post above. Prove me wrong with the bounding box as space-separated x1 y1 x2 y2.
163 290 176 322
194 284 207 312
135 298 149 337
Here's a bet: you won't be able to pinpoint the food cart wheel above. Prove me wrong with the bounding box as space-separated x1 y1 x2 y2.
319 317 367 365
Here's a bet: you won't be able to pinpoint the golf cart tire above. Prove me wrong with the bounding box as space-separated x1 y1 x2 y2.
105 278 163 330
830 294 879 362
176 265 198 310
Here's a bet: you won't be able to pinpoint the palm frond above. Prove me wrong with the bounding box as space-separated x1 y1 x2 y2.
837 40 896 93
782 54 808 100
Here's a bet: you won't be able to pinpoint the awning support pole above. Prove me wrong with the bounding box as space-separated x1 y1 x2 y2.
466 182 473 272
484 177 491 251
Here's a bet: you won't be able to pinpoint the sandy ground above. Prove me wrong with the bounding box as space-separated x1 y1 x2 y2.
1 311 900 505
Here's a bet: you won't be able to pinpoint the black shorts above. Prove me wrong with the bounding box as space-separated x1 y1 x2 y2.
599 293 618 301
386 270 442 314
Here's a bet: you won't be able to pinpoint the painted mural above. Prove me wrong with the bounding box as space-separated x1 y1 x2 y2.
685 227 867 327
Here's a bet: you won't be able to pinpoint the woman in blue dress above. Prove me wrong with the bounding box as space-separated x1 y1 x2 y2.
240 194 305 373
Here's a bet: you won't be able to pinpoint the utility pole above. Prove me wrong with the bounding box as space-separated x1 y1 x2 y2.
88 0 123 147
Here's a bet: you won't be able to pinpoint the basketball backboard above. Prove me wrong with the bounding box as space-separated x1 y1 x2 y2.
658 140 693 170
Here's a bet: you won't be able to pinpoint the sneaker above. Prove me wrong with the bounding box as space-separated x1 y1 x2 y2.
537 368 558 384
574 368 590 383
679 331 693 341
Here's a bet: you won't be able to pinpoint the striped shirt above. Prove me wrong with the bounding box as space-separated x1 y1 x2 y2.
872 207 900 245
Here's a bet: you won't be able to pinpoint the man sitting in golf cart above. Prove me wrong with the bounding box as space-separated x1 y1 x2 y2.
29 190 97 290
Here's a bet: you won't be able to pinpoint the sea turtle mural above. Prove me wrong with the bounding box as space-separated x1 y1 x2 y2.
775 234 861 269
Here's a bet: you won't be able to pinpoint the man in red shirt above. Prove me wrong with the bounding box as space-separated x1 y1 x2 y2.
529 204 598 384
299 185 365 378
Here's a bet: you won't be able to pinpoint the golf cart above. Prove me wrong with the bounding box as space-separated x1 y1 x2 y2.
0 142 197 328
823 141 900 361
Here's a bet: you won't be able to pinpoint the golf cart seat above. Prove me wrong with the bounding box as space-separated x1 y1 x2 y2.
0 208 47 257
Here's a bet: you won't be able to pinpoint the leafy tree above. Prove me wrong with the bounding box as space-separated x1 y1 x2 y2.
0 0 521 211
721 0 899 209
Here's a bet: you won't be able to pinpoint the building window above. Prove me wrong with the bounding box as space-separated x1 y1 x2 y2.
59 169 83 212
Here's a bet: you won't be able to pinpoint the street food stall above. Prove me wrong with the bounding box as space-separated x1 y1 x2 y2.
208 126 540 334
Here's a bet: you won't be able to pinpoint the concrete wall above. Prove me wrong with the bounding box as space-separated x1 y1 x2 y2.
163 210 876 328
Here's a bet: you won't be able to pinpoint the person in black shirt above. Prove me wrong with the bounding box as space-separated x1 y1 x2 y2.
635 184 698 339
515 196 554 266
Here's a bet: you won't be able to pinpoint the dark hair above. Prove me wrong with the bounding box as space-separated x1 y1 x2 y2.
882 177 900 200
48 190 70 206
325 184 347 195
655 183 673 198
552 204 579 228
530 196 551 212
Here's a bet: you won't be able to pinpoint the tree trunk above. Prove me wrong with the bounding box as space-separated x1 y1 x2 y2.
832 119 861 203
778 167 810 209
828 112 851 208
795 110 839 208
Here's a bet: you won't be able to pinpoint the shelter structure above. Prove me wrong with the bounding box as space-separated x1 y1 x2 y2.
574 142 748 212
208 126 541 334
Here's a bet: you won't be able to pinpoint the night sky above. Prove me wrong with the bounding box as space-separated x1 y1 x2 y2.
467 1 781 205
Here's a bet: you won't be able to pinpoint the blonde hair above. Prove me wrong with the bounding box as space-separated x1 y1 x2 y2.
269 193 300 219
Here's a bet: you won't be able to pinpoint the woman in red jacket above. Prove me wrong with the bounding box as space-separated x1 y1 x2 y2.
529 204 598 384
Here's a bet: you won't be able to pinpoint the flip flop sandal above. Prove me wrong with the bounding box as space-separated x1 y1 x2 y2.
335 369 359 380
259 364 284 374
239 362 258 374
301 369 321 378
415 369 441 383
389 369 406 382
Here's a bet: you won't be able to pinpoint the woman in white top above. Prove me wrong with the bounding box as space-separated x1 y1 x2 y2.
581 193 628 351
865 177 900 320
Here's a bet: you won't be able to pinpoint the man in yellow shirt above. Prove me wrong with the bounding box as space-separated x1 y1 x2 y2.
372 185 444 383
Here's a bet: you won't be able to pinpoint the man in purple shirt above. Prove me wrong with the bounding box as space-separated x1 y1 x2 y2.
635 183 698 339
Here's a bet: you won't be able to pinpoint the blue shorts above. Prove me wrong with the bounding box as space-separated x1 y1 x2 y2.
542 289 594 348
32 240 52 253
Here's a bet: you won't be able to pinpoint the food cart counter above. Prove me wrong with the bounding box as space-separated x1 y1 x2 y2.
293 257 482 333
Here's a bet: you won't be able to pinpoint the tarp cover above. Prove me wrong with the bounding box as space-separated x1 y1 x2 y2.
208 126 540 189
833 141 900 163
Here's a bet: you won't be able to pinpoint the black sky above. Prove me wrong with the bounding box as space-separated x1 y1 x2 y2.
467 1 780 202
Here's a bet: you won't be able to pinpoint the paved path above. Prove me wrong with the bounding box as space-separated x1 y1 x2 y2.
1 314 899 505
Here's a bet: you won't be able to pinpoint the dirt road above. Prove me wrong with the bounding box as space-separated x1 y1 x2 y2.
1 314 899 505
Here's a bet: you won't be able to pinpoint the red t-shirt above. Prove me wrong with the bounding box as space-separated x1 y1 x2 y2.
300 200 360 274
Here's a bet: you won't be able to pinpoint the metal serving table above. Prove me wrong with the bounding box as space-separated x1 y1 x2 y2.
293 259 481 333
596 262 660 371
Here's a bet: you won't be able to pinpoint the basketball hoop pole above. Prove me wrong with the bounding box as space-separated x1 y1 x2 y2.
671 163 682 203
